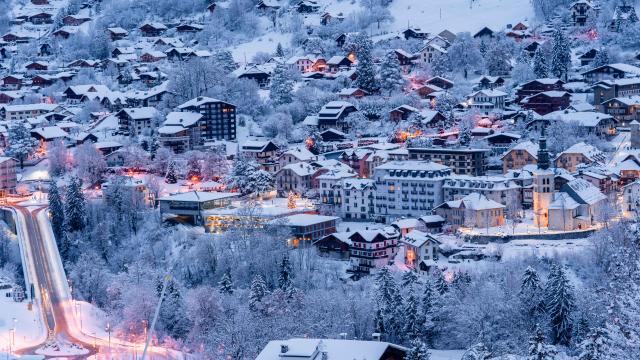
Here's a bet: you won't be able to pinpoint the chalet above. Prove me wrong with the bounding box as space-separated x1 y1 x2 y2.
0 91 24 104
286 55 316 72
111 47 136 58
484 132 521 149
467 89 507 111
28 12 53 24
320 12 344 25
116 107 160 137
52 26 79 39
501 141 539 173
416 43 447 65
1 103 60 121
158 111 205 153
240 140 280 172
140 51 167 63
139 22 168 37
601 96 640 125
435 192 505 230
592 78 640 106
346 229 400 272
25 61 48 71
555 142 605 172
579 48 599 66
425 76 454 90
278 146 316 169
338 88 368 99
524 41 542 57
2 75 24 90
326 55 352 73
176 23 204 33
68 59 99 68
296 0 320 13
106 27 128 41
2 32 34 43
31 75 55 87
474 75 505 90
582 63 640 83
63 84 112 104
256 339 407 360
62 14 91 26
413 84 443 99
275 162 320 196
335 33 348 48
403 27 429 40
402 230 441 270
256 0 281 12
235 65 272 88
543 110 617 137
30 126 68 142
570 0 595 26
516 78 565 101
129 83 171 107
521 91 571 115
394 49 415 66
316 101 358 131
473 27 494 40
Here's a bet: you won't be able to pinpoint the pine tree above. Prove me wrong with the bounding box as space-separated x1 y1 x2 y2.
527 324 558 360
405 339 430 360
275 42 285 57
430 53 452 77
375 267 401 341
165 161 178 184
403 288 421 340
577 328 607 360
278 255 294 293
401 270 418 288
379 50 405 95
186 156 201 180
65 177 86 232
214 50 237 73
48 182 66 253
545 264 575 345
432 270 448 295
422 278 438 346
247 169 274 195
270 63 294 105
520 266 545 317
249 274 268 312
355 33 377 93
218 269 234 294
532 48 548 78
550 29 571 80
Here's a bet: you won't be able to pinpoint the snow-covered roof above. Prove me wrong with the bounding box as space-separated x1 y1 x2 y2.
543 110 615 127
281 214 339 227
159 191 239 202
164 111 202 127
120 107 158 120
459 192 505 210
177 96 230 109
281 162 317 176
281 146 316 161
31 126 68 140
583 63 640 76
502 140 539 159
402 230 440 248
549 192 581 210
375 160 450 172
556 142 604 162
564 178 606 205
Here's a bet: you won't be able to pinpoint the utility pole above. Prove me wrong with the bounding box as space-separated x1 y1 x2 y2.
141 275 171 360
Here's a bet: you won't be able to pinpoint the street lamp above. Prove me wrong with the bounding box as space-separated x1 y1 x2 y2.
105 322 112 359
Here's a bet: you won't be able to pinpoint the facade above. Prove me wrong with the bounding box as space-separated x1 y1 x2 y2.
402 230 440 269
349 228 400 273
158 112 204 153
548 179 607 230
0 157 17 195
339 178 376 221
275 162 318 196
442 175 521 211
622 180 640 217
256 338 406 360
279 214 339 247
520 91 571 115
241 140 280 172
407 147 489 176
554 142 605 172
435 192 505 230
467 89 507 111
532 130 554 227
116 107 159 137
177 97 237 141
582 63 640 83
159 192 239 226
515 78 565 101
373 161 452 223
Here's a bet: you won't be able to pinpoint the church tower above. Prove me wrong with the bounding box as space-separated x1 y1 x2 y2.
533 126 554 228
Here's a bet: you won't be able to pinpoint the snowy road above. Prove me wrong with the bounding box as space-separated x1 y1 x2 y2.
12 205 183 360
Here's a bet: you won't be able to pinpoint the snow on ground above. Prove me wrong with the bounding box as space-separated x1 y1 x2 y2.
430 350 466 360
501 238 592 260
35 340 89 357
386 0 534 34
19 160 50 183
229 33 292 64
0 288 47 352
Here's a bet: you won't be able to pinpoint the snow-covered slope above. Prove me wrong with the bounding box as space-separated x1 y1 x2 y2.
386 0 534 34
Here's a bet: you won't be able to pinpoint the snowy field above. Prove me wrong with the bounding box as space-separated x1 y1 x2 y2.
0 288 47 352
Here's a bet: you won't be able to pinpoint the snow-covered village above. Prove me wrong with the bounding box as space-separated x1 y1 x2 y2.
2 0 640 359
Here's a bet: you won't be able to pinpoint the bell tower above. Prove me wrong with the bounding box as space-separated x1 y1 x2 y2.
533 125 554 228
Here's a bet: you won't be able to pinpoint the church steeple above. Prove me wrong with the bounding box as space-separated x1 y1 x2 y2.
537 125 550 170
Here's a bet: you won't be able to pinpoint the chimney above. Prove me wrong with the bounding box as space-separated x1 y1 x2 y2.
280 345 289 354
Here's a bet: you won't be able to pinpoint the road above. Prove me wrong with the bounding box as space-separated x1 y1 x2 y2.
12 204 182 360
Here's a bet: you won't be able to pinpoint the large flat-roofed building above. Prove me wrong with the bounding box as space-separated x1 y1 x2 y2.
159 191 240 226
406 147 489 176
276 214 339 247
373 161 452 223
177 96 237 141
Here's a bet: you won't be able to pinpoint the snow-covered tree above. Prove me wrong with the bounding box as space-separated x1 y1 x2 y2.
48 182 66 251
75 143 106 185
355 34 377 93
270 63 294 105
550 29 571 80
403 286 421 340
422 278 438 346
577 328 607 360
532 48 549 78
447 32 484 77
458 114 474 146
248 274 268 312
5 124 37 169
430 53 453 77
545 264 575 345
379 50 405 95
47 140 68 177
218 269 234 294
484 39 512 76
461 343 490 360
520 266 545 320
165 161 178 184
278 255 294 294
592 48 610 68
65 176 86 232
527 324 558 360
406 339 430 360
